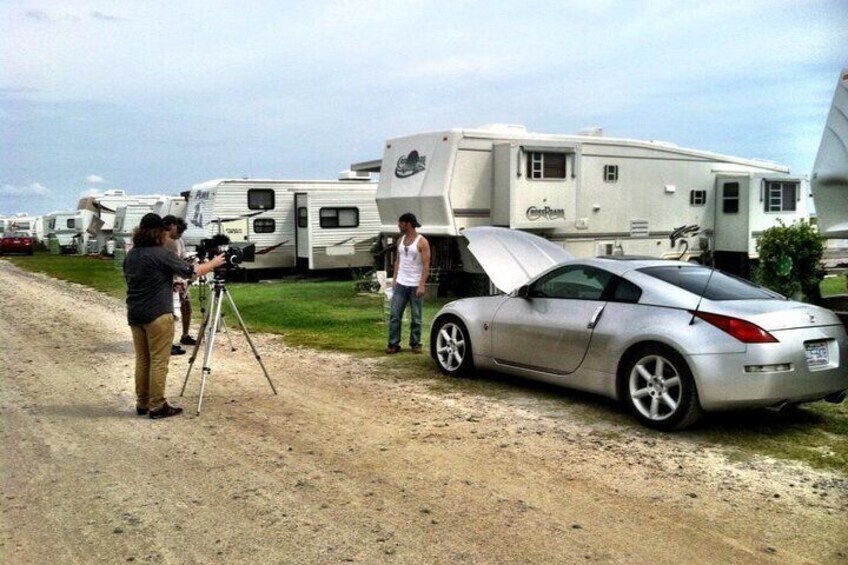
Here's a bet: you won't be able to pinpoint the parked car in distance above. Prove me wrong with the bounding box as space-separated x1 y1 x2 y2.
0 231 34 256
430 227 848 431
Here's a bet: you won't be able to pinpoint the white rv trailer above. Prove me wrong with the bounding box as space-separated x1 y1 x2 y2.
0 214 39 239
812 68 848 242
152 195 188 220
77 190 165 253
43 211 80 253
112 204 158 247
183 174 379 271
367 125 808 279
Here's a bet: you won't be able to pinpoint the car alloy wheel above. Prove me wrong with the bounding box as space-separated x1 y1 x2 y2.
434 317 473 375
624 345 701 430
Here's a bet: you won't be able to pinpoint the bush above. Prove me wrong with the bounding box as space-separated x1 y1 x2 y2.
754 220 825 303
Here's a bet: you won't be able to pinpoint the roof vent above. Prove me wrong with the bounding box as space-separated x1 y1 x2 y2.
577 127 604 137
338 170 372 181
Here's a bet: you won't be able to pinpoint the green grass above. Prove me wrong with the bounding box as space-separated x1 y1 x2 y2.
4 252 847 473
821 275 847 297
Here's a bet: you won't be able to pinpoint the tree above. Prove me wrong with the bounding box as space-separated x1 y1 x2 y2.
754 220 825 303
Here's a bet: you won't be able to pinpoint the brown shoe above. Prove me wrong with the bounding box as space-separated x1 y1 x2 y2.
149 403 184 420
386 344 401 354
411 345 423 354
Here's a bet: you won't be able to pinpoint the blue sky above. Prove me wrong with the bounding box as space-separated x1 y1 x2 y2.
2 0 847 216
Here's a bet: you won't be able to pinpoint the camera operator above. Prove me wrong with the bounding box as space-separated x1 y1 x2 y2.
162 215 194 355
124 213 225 419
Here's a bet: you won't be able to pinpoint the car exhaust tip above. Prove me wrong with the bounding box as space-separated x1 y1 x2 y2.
824 390 847 404
764 401 790 413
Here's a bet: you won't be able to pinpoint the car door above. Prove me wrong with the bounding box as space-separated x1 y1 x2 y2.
492 265 612 375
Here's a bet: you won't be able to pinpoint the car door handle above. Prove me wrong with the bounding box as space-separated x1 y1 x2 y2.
587 305 606 329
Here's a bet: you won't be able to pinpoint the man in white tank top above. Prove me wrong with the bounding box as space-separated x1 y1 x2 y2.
387 212 431 354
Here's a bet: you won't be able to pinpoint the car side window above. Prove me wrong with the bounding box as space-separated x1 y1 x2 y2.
607 277 642 303
530 266 612 300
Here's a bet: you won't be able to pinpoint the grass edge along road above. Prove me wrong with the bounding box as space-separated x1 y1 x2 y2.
3 253 847 473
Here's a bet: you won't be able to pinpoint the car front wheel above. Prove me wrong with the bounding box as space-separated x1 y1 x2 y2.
622 345 702 431
433 317 474 376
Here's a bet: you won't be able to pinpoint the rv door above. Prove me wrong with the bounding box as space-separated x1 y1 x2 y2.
295 193 310 269
713 177 749 253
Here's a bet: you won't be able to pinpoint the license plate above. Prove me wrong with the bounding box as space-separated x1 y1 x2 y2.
805 341 829 367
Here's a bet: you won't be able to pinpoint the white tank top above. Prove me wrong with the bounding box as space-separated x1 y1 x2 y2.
396 234 423 286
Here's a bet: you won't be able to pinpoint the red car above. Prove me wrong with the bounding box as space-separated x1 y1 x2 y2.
0 231 35 255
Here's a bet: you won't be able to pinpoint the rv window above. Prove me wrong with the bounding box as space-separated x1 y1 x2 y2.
254 218 276 233
297 207 307 228
527 152 566 180
603 165 618 182
764 181 798 212
248 189 275 210
690 190 706 206
67 219 76 229
722 182 739 214
319 207 359 229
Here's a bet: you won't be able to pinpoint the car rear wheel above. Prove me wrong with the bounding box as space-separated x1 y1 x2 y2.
622 345 702 431
433 317 474 376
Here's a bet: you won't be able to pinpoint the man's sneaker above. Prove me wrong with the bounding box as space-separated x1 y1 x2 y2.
411 345 423 354
136 406 148 416
386 344 401 354
171 345 186 356
149 403 184 420
180 334 197 346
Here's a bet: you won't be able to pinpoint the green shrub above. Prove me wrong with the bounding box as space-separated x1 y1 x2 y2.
754 220 825 303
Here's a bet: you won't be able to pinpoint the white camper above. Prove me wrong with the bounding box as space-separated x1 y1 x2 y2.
183 174 379 271
43 211 80 253
0 214 39 239
812 68 848 242
112 204 158 247
77 190 165 254
152 195 188 220
369 125 808 278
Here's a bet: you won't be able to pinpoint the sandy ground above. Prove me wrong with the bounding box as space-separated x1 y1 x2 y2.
1 259 846 564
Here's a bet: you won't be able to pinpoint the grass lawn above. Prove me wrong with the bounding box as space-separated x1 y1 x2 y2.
4 251 847 473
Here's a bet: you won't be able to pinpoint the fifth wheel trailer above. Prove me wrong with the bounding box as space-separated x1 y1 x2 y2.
812 68 848 242
366 125 809 282
182 174 379 272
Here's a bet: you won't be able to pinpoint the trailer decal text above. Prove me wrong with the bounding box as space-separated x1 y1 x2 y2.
395 150 427 178
526 206 565 221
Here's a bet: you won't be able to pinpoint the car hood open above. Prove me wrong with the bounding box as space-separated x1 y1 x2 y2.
461 227 573 294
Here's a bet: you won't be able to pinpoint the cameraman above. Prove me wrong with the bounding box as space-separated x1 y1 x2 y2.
124 213 225 419
162 215 194 355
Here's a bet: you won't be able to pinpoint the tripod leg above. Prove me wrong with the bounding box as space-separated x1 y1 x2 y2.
223 288 278 395
196 283 226 415
181 292 211 396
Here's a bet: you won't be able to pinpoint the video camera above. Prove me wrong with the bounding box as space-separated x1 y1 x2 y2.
196 234 256 270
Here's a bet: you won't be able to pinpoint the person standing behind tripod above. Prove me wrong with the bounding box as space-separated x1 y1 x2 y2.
162 215 195 355
387 212 430 354
124 213 225 419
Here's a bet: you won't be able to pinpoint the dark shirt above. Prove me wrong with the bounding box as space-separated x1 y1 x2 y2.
124 245 194 326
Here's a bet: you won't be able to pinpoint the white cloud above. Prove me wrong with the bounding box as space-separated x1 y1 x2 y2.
0 183 50 196
86 174 105 183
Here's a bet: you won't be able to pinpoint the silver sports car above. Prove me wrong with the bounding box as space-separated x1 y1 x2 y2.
430 227 848 430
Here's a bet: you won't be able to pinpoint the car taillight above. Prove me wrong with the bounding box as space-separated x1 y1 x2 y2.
689 311 778 343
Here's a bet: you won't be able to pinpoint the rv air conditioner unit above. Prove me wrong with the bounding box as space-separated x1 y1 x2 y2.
338 170 372 181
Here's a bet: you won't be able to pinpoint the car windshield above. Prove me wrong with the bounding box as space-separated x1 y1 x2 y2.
5 232 29 238
638 265 784 301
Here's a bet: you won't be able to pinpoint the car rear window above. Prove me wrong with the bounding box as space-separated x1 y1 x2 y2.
638 266 782 301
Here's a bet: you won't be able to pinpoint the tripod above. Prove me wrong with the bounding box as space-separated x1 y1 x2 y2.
180 271 277 415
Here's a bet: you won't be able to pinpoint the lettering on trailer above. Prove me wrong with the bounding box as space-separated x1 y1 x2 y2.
190 190 212 228
395 150 427 178
526 206 565 221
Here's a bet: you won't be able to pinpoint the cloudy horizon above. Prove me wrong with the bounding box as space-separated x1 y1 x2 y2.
2 0 847 216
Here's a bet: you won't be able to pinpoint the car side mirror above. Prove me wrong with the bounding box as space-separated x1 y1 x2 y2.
515 285 530 299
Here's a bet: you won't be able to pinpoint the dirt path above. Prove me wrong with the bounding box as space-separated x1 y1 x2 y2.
1 260 846 564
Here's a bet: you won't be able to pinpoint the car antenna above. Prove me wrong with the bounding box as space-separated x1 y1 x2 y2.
689 266 716 326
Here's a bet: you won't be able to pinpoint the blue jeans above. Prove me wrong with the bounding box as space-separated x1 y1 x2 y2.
389 284 422 348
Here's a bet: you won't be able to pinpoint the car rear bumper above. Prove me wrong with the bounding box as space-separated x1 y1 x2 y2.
688 325 848 411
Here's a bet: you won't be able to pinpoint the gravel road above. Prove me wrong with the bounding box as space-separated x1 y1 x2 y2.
1 260 846 564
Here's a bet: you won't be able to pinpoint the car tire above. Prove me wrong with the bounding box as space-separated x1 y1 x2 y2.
621 344 702 431
432 316 474 376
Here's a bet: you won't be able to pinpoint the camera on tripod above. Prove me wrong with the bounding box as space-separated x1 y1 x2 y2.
196 234 256 271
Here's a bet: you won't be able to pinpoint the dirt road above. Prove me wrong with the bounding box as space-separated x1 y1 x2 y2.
1 260 846 564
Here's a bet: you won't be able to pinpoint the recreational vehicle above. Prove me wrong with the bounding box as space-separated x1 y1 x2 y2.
152 195 188 221
112 204 157 247
43 211 80 253
812 68 848 242
77 190 165 254
0 215 39 239
183 174 379 272
366 125 808 282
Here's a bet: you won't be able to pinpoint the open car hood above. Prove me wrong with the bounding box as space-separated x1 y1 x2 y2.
461 227 573 294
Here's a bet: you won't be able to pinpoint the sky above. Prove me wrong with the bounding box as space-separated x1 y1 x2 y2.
1 0 847 216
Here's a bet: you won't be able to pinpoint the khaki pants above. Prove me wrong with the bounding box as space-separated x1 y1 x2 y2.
131 313 175 411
